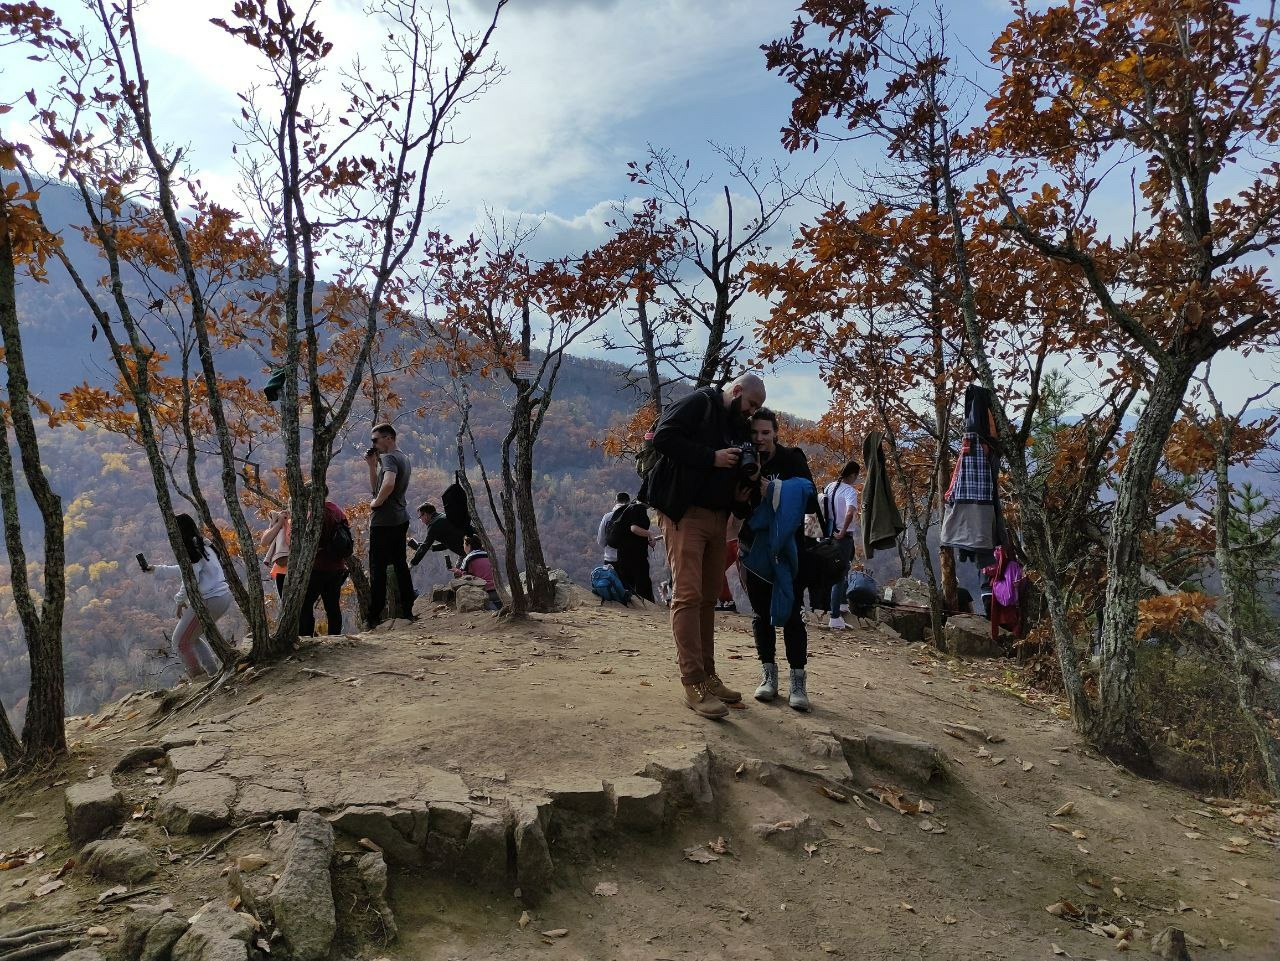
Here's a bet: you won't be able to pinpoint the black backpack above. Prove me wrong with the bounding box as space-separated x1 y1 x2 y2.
603 504 630 550
323 513 355 560
635 389 716 482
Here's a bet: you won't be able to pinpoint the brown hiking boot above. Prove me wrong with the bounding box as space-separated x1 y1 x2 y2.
705 674 742 704
683 682 729 719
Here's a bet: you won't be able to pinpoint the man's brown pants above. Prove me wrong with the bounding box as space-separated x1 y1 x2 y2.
657 506 729 685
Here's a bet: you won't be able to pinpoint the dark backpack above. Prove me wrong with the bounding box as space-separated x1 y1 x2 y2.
635 389 716 481
805 537 845 582
846 569 879 617
322 512 355 560
604 504 633 550
591 565 631 605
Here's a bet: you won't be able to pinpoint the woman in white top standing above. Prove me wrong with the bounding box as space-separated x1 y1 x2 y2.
147 513 232 677
822 460 862 630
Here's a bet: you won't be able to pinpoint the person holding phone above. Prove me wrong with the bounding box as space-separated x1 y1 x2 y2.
145 513 232 678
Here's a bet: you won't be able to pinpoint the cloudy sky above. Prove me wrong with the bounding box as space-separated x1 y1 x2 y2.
12 0 1277 419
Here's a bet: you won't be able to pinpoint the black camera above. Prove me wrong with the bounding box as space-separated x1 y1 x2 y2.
737 441 759 480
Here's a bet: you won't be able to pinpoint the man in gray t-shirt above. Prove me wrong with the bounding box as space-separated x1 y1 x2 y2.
364 423 415 624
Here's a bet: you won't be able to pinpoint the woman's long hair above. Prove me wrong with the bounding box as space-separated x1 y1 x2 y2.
175 513 210 563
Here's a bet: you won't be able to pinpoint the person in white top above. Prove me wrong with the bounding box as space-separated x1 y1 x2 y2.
822 460 862 629
147 513 233 678
597 492 629 564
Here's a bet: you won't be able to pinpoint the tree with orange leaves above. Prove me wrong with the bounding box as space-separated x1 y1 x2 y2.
24 0 505 660
764 0 1280 770
419 219 638 614
0 0 71 769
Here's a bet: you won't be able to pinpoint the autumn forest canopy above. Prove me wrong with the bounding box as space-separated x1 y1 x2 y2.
0 0 1278 803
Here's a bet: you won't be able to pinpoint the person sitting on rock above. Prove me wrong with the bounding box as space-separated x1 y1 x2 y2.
450 535 500 610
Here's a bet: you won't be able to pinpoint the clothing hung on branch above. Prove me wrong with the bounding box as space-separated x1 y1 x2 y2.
860 431 905 559
941 384 1004 562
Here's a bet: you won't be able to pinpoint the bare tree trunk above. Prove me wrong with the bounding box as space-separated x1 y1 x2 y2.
637 287 663 410
1095 361 1195 767
0 201 67 765
1206 413 1280 792
346 556 371 629
0 701 19 770
514 384 554 610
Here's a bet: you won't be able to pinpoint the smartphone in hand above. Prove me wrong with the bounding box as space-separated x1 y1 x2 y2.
135 552 150 572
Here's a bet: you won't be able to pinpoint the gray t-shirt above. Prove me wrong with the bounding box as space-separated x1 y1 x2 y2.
371 449 411 527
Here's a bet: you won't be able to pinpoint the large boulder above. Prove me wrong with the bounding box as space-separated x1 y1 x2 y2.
170 901 254 961
267 812 336 961
79 838 156 883
114 904 189 961
943 614 1003 657
455 584 490 613
65 777 126 843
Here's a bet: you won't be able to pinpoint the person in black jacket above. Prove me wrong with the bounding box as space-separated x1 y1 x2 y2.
739 408 818 711
408 503 464 570
641 372 766 719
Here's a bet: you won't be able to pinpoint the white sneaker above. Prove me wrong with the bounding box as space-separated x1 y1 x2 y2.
828 616 847 630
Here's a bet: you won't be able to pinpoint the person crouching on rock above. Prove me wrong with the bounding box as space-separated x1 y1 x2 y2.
640 372 765 719
146 513 232 678
450 535 500 611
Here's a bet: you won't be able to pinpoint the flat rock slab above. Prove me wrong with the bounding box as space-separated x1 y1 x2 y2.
545 776 610 815
608 776 664 831
331 771 420 808
268 812 336 961
428 801 473 840
233 784 308 824
943 614 1003 657
159 725 233 750
79 838 156 883
156 773 238 834
839 725 949 786
167 743 228 774
114 744 167 773
65 777 126 843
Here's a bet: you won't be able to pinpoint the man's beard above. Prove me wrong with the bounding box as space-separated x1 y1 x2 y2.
728 396 752 434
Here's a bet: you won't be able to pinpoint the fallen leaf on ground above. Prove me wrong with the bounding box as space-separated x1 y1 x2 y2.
518 911 530 929
942 914 957 924
708 837 730 855
541 928 568 938
804 843 819 858
1048 823 1072 834
820 786 847 803
592 881 618 897
866 817 882 833
14 813 36 821
237 855 270 872
34 879 64 897
1231 878 1250 888
900 902 915 912
1045 900 1080 917
1051 944 1069 956
96 884 127 903
1022 761 1035 772
1052 802 1075 817
862 846 882 854
918 799 935 814
1184 831 1205 840
1071 830 1087 840
683 846 719 864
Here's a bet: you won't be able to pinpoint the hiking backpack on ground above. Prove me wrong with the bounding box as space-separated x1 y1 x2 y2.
591 565 632 605
846 569 879 618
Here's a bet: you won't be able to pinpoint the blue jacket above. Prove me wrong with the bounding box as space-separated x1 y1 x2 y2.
743 476 815 626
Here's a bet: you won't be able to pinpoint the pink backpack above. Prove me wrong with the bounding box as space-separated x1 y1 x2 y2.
992 547 1024 607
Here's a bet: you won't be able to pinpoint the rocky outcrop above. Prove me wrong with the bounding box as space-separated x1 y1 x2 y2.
876 578 934 642
607 777 664 831
267 812 336 961
642 743 715 812
513 802 555 903
65 777 126 843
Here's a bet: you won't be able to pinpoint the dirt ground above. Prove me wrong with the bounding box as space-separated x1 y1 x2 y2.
2 597 1277 961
